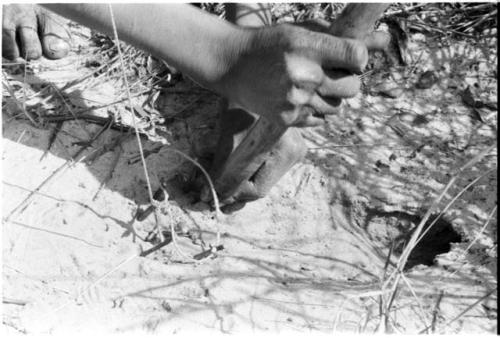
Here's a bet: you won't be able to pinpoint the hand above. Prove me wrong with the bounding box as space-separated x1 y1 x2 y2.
2 4 70 60
210 19 389 209
219 23 371 127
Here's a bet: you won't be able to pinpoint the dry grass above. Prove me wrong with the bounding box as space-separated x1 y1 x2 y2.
2 3 497 334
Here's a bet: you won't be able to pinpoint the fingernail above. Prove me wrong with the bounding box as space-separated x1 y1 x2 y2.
48 39 69 53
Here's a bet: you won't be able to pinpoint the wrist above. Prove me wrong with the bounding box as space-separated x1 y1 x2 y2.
207 25 255 96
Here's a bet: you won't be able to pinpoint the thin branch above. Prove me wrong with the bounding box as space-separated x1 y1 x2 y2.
108 4 157 239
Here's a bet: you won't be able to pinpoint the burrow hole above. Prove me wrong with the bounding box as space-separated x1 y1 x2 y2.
365 210 462 271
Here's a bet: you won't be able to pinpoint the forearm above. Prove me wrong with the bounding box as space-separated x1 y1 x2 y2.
41 3 250 92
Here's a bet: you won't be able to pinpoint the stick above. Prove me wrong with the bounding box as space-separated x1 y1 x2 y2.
212 4 389 200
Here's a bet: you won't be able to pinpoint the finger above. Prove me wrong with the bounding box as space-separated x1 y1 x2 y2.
310 34 368 73
318 70 361 98
36 7 70 59
311 94 342 115
12 6 43 60
292 106 327 127
220 201 247 214
2 29 20 60
18 26 42 60
227 180 260 203
364 31 391 51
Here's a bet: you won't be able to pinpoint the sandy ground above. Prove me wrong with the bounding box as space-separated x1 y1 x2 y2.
2 21 497 334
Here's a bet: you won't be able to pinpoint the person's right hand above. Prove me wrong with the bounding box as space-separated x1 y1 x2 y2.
218 22 385 128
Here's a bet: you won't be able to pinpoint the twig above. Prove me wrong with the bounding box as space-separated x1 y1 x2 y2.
399 273 430 329
39 112 132 132
83 132 130 166
139 236 172 257
379 241 394 332
383 4 429 17
59 52 119 92
127 146 163 165
40 121 64 161
72 115 113 149
461 205 497 255
414 168 495 246
430 290 444 333
2 78 38 125
163 148 222 226
387 144 496 285
382 283 399 333
42 253 139 319
418 288 497 334
308 143 409 150
92 143 123 201
3 120 111 222
463 9 497 33
108 4 157 239
438 205 498 282
3 297 29 306
4 163 67 222
380 144 496 326
50 83 92 139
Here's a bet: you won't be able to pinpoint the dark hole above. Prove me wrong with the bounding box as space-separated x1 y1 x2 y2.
364 210 462 271
403 214 462 271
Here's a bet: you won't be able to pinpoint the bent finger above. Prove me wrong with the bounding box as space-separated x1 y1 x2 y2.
318 70 361 98
364 31 391 51
292 105 329 127
308 94 342 116
313 35 368 73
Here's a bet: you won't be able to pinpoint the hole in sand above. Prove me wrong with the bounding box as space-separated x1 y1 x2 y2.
365 210 462 271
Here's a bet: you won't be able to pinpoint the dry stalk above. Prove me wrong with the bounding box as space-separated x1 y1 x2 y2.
41 253 139 320
40 121 64 161
438 205 497 282
108 4 157 239
430 290 444 333
92 143 123 201
380 144 496 329
461 205 497 256
2 77 38 125
160 148 223 263
108 5 221 260
415 167 496 246
2 297 29 306
385 144 495 282
399 272 430 329
49 83 92 139
418 288 497 334
3 119 112 222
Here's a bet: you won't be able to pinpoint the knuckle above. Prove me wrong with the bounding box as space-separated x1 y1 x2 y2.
274 24 299 49
344 76 361 97
253 189 267 200
25 47 42 60
281 130 305 153
345 39 368 69
3 50 18 60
